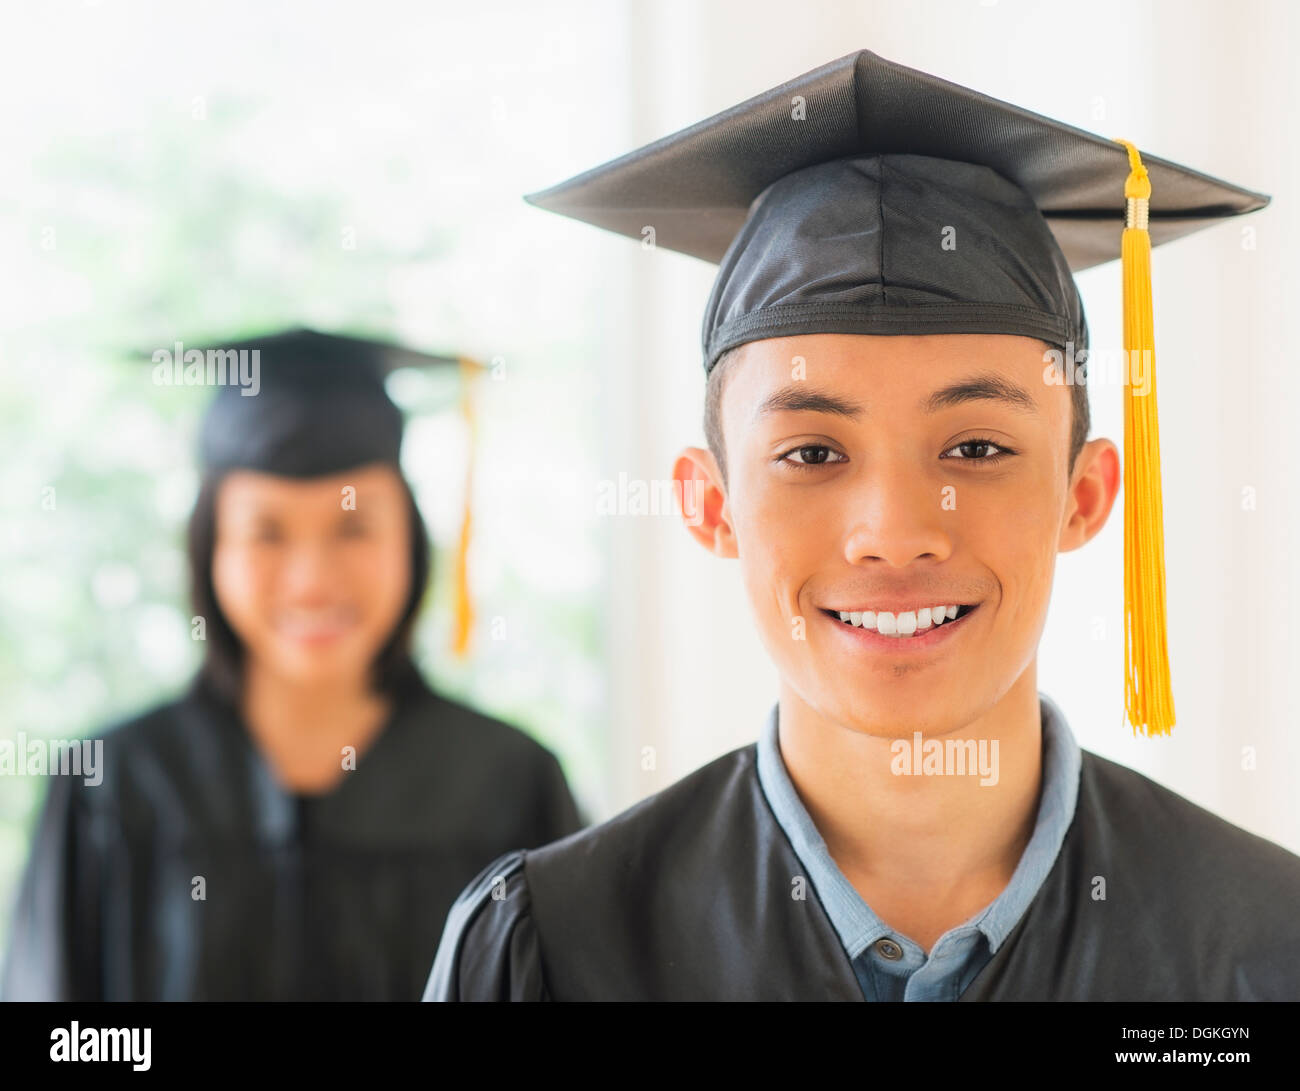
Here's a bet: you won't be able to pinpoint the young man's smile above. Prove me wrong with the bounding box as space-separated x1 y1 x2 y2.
819 600 981 650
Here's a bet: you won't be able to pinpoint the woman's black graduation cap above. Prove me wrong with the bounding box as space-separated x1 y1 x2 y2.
178 326 484 654
192 327 465 477
525 49 1271 737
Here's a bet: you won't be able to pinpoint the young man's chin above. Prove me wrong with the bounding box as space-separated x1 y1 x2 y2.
805 692 996 741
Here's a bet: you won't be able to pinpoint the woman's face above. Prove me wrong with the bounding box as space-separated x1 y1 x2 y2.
211 462 414 690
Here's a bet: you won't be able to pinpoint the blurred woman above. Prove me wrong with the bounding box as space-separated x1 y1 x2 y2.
1 328 582 1000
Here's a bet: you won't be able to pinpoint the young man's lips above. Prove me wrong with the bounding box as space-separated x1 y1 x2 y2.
819 603 981 652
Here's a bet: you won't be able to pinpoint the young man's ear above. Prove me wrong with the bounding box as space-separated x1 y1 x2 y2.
1059 436 1121 552
672 447 738 558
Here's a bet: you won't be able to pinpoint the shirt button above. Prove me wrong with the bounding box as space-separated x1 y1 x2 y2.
874 938 903 961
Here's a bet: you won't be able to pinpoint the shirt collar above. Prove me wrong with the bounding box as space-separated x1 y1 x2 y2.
755 693 1081 959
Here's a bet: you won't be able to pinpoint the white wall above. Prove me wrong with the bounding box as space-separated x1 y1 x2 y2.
593 0 1300 852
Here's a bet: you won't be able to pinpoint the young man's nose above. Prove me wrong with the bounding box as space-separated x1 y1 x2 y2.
839 465 955 567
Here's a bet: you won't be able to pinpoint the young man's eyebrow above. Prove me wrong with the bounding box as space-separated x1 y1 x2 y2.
922 373 1040 415
755 386 865 419
755 372 1040 422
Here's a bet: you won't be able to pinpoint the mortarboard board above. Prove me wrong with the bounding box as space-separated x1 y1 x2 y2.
187 327 464 477
155 326 484 656
524 49 1272 737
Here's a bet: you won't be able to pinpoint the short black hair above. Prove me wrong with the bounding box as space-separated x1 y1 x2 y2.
187 468 430 707
703 342 1090 484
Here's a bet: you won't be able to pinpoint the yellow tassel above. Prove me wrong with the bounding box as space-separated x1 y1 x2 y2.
451 355 481 657
1114 139 1175 736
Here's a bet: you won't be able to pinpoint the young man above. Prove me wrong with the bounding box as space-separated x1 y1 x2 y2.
424 51 1300 1000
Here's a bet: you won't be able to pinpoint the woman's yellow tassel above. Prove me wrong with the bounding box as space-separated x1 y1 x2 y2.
451 355 481 657
1114 138 1175 736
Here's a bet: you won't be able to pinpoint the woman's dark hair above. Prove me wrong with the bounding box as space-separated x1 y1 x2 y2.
188 467 431 708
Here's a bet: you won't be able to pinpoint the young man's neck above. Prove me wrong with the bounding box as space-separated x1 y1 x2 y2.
240 662 393 795
776 669 1044 952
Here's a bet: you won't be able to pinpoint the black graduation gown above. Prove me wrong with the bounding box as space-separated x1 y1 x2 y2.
1 677 581 1001
425 741 1300 1001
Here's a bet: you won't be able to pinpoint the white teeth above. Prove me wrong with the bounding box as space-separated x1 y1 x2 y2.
834 604 968 636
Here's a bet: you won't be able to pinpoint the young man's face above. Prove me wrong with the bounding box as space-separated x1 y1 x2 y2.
675 332 1119 739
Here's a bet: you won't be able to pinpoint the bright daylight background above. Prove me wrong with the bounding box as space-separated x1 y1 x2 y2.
2 0 1298 950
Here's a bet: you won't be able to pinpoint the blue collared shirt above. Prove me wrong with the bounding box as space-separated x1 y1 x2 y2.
755 692 1081 1001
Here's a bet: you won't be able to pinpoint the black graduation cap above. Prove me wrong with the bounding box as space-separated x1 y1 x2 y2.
189 327 468 478
165 326 483 655
524 49 1273 738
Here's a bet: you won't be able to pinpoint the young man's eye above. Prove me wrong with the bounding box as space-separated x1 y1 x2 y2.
778 444 847 467
942 438 1016 464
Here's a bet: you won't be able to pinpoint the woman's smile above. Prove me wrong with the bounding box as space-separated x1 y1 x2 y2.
272 605 363 646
